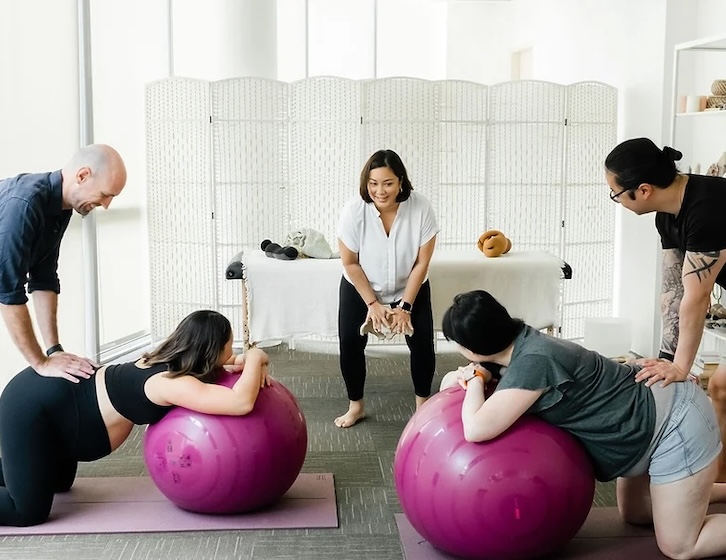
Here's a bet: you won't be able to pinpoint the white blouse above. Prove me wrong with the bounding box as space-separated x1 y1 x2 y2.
337 191 439 304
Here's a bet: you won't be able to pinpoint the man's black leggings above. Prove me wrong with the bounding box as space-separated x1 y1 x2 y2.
338 277 436 401
0 368 111 526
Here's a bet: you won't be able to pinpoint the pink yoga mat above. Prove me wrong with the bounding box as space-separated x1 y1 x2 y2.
0 474 337 536
395 506 726 560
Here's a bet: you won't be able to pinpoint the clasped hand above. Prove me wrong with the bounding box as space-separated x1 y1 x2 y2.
224 348 272 388
367 303 412 335
633 357 691 388
36 352 97 384
439 363 492 391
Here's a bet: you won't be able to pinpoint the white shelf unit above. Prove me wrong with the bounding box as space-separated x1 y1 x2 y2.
670 34 726 371
669 33 726 148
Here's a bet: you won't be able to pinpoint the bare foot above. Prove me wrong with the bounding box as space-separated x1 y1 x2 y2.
415 395 429 410
334 401 366 428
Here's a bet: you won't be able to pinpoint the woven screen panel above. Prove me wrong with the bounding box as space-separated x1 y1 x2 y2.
217 304 245 341
146 78 213 341
362 77 439 121
567 81 618 123
561 300 613 341
146 122 210 185
561 243 614 315
437 79 488 122
486 120 565 252
146 78 210 121
148 242 216 338
147 180 213 244
288 78 360 245
146 77 618 342
213 78 289 121
290 76 360 120
561 82 617 338
212 79 289 246
150 303 212 344
212 118 289 247
436 80 487 246
489 80 567 123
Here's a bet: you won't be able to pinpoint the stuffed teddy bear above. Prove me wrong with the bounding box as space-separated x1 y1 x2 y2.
261 239 298 260
477 230 512 258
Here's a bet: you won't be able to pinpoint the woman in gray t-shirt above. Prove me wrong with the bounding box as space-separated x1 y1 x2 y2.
440 290 724 560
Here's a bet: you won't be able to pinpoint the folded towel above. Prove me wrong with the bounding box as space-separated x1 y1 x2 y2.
359 316 413 339
284 228 338 259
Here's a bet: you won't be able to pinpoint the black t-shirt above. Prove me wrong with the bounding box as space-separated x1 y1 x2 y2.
655 174 726 288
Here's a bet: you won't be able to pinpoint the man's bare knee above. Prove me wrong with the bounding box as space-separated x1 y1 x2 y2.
708 366 726 404
656 538 695 560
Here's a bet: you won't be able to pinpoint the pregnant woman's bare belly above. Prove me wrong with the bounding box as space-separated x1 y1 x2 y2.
94 366 134 451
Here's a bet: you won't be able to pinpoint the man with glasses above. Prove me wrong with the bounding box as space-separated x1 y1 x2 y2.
605 137 726 479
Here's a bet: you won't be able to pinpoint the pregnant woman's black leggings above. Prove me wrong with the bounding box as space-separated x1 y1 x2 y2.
0 367 111 526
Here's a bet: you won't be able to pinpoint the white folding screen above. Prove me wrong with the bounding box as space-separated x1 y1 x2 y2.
561 82 619 338
146 77 617 342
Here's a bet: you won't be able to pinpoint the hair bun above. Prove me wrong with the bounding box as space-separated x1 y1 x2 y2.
663 146 683 162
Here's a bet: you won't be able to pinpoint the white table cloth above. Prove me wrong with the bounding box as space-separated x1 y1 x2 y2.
238 249 564 346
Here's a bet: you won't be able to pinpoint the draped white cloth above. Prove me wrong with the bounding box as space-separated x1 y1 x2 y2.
240 249 564 345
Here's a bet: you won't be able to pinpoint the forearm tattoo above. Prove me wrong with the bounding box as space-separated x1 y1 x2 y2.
683 251 721 282
660 249 684 355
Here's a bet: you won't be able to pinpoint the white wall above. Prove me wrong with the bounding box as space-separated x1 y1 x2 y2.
172 0 278 80
0 0 83 385
504 0 670 357
377 0 447 80
277 0 307 82
446 1 513 84
280 0 447 81
308 0 375 79
89 0 170 344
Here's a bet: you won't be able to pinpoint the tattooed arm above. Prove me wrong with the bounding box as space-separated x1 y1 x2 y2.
659 248 684 359
636 248 726 387
673 249 726 374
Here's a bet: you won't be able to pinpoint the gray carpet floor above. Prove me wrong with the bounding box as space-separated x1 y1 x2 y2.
0 343 617 560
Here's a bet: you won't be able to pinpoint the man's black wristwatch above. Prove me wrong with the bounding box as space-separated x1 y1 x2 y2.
46 344 64 357
400 301 412 313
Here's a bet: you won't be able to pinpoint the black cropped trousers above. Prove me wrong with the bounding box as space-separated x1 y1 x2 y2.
338 277 436 401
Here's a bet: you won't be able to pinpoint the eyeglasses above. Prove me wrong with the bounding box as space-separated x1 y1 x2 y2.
609 189 630 203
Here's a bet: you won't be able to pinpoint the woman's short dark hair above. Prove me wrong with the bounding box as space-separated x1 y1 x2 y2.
143 310 232 381
359 149 413 203
604 138 682 200
442 290 524 356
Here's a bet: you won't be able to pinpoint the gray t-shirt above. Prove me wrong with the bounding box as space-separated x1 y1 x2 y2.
496 325 655 481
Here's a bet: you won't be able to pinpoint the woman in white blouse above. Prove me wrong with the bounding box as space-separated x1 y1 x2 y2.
335 150 439 428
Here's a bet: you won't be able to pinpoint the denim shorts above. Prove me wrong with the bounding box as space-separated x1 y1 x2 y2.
647 381 722 485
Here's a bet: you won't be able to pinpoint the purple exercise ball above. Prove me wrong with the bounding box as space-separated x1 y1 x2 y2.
394 387 595 560
143 371 307 514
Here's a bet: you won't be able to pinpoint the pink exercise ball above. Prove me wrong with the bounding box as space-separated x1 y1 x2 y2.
394 387 595 560
143 371 307 514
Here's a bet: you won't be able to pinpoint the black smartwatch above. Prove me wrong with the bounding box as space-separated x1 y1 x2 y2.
46 344 64 357
400 301 412 313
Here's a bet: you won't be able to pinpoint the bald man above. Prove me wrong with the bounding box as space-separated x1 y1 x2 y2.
0 144 127 382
